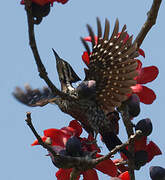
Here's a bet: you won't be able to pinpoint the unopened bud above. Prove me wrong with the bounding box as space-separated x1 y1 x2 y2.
135 118 152 136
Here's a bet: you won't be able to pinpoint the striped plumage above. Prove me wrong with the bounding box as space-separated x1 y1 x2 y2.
81 18 138 112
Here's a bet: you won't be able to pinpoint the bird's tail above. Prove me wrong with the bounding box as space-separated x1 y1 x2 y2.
101 131 131 158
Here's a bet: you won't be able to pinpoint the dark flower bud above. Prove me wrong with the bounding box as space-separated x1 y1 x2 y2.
135 118 153 136
150 166 165 180
125 94 140 117
31 2 50 24
134 150 148 169
66 136 83 157
76 80 96 99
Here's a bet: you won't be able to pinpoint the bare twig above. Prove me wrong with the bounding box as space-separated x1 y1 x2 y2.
133 0 162 48
24 0 75 101
94 130 142 164
25 112 57 157
126 1 163 178
115 160 128 167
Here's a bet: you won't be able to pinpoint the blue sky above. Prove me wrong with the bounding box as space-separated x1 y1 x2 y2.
1 1 165 179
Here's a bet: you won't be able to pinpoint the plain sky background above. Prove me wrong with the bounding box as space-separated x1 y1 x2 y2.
1 0 165 179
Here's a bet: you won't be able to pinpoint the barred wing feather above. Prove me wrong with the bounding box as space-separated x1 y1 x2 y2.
81 18 138 112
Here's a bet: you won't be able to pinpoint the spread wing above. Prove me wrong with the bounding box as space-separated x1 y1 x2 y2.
13 85 56 107
81 18 138 112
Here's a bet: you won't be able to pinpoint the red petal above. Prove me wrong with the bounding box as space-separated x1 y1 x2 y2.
82 169 99 180
56 168 79 180
134 136 147 152
61 127 76 136
146 141 162 162
95 154 117 176
44 129 70 147
131 85 156 104
138 48 145 58
120 137 147 160
31 136 47 146
84 36 98 44
82 52 90 66
69 120 82 137
118 171 130 180
136 66 159 84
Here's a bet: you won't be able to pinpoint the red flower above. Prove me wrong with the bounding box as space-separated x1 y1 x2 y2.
20 0 68 6
131 60 158 104
32 120 118 179
121 136 162 163
32 120 81 148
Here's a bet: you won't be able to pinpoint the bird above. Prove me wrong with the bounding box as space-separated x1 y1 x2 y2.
13 18 139 157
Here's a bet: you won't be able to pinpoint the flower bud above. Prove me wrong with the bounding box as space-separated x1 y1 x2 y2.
150 166 165 180
32 2 50 18
135 118 152 136
66 136 83 157
126 94 140 117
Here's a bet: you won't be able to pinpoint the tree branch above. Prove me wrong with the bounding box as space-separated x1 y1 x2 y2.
94 130 142 164
25 112 57 157
133 0 162 48
25 111 142 179
24 0 76 101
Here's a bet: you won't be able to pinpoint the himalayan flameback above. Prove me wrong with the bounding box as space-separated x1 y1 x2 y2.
13 18 139 156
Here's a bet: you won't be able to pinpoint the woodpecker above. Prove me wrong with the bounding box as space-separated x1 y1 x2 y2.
13 18 139 156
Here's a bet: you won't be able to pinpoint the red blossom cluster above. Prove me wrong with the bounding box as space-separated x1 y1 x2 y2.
120 136 161 168
32 119 161 180
32 120 119 179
